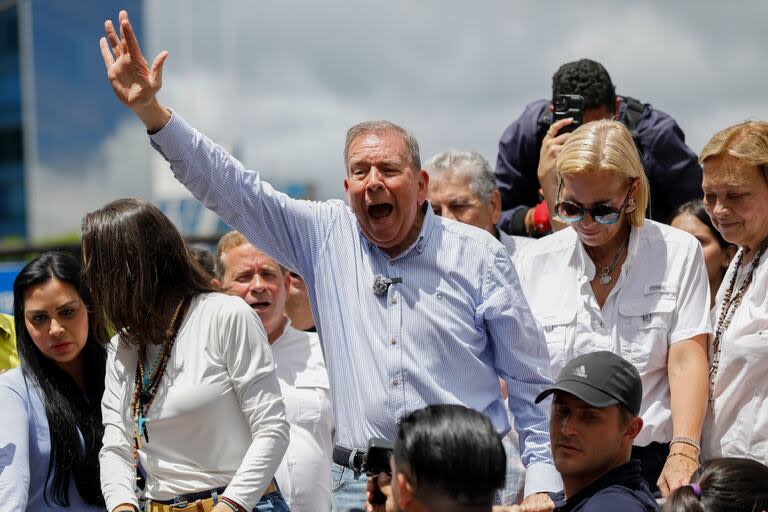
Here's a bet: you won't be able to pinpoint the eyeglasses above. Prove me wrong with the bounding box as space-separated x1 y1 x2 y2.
553 180 634 225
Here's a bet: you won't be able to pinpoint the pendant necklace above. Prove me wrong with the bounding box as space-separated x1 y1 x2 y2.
587 236 629 286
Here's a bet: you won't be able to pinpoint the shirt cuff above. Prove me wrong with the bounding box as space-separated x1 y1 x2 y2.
148 109 194 162
523 462 563 497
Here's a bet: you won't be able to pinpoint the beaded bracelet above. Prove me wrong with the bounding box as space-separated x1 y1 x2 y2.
670 435 701 453
667 451 699 464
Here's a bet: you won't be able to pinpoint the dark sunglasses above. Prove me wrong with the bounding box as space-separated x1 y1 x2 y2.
553 180 634 225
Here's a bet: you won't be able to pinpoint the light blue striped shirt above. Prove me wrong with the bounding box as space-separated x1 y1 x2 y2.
149 113 561 494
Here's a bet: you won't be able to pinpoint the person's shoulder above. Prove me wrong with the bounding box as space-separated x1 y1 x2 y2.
519 228 578 261
638 220 699 253
0 367 26 390
500 99 549 137
577 486 658 511
437 216 507 255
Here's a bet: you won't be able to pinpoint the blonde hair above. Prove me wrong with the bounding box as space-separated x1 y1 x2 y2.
556 119 649 227
214 230 247 279
700 121 768 177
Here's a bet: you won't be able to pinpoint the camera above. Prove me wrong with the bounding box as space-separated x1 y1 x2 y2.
365 437 394 476
552 94 585 134
366 438 394 506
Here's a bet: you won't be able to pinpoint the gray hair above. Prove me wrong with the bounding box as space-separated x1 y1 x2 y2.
424 151 496 203
344 120 421 172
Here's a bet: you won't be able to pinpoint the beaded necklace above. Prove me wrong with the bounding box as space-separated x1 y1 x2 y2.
129 296 189 488
709 238 768 403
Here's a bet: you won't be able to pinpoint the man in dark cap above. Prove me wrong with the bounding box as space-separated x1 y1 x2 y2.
534 351 659 511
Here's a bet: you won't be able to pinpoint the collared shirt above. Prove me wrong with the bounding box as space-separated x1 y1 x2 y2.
99 293 288 511
0 368 104 511
271 320 333 512
703 248 768 463
517 221 711 446
149 112 560 495
549 460 659 511
0 314 18 372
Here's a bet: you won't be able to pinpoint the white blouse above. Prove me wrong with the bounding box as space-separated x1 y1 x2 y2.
518 221 711 447
703 248 768 463
99 293 289 511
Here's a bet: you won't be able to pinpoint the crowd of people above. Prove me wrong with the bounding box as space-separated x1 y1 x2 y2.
1 8 767 512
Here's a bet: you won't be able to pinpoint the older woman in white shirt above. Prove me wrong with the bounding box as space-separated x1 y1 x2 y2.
518 120 710 497
82 199 289 512
699 121 768 464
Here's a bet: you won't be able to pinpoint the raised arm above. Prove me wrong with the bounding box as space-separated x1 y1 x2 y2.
99 10 170 132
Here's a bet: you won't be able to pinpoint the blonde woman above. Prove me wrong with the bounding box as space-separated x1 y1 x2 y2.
518 120 710 497
700 121 768 464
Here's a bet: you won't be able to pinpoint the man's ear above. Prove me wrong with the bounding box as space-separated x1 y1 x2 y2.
490 189 502 225
614 96 622 118
397 472 416 509
625 416 643 442
212 277 222 288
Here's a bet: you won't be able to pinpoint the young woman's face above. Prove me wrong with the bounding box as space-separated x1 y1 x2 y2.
23 278 89 367
671 212 733 290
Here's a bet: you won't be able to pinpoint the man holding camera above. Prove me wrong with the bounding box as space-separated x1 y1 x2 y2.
494 58 702 237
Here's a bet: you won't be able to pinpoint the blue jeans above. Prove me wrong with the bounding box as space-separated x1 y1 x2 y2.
254 489 290 512
331 464 368 512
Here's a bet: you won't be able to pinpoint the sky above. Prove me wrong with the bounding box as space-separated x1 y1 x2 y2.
23 0 768 237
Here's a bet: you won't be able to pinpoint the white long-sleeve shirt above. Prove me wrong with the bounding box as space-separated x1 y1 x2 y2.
99 292 289 511
271 321 333 512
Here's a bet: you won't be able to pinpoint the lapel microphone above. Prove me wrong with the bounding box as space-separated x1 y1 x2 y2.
372 274 403 296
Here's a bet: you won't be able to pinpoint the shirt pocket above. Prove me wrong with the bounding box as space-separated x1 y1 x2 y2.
618 296 675 372
283 386 325 425
539 308 577 375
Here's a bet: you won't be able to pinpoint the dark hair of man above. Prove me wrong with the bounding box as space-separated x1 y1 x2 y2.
394 404 506 507
662 457 768 512
552 58 616 112
13 251 108 506
671 200 731 250
189 244 216 279
81 198 216 347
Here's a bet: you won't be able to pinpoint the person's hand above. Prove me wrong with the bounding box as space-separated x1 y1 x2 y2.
537 118 573 187
99 10 171 131
536 118 573 232
658 451 699 497
365 472 394 512
518 492 555 512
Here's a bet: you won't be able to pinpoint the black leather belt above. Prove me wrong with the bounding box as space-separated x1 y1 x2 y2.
333 444 366 473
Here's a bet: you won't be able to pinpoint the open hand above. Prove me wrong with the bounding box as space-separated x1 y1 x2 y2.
99 10 170 130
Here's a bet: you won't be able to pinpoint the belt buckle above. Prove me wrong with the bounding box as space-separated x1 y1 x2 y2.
170 498 189 509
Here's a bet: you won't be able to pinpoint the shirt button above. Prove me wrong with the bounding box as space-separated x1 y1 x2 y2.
436 292 443 300
388 260 394 265
392 379 399 386
391 298 398 305
390 337 398 345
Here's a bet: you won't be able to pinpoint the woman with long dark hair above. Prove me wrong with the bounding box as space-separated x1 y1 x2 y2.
0 252 108 510
86 198 289 512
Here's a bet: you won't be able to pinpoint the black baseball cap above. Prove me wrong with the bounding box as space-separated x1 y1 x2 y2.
535 351 642 416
